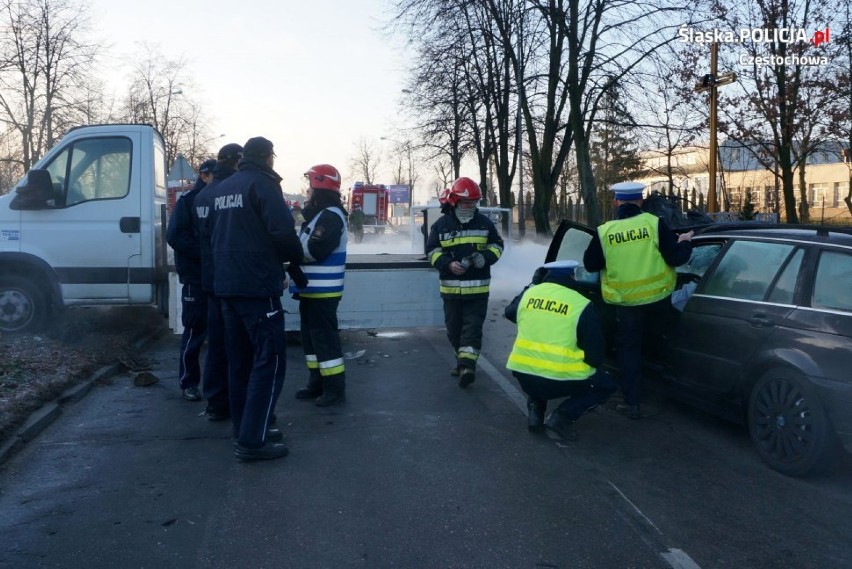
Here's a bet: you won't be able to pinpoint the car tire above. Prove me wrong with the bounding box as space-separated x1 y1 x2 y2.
748 369 838 477
0 275 49 333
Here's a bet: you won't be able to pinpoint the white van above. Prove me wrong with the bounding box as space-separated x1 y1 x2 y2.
0 124 169 332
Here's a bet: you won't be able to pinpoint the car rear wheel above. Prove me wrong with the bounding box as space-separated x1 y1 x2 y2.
748 369 838 477
0 275 48 333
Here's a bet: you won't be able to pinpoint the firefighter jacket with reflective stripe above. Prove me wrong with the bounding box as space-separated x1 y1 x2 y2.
425 210 504 298
290 206 347 299
506 283 595 380
597 212 676 306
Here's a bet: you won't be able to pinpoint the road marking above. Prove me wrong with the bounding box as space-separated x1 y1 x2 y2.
478 352 703 569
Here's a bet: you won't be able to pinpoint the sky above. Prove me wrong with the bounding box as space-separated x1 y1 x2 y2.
87 0 423 200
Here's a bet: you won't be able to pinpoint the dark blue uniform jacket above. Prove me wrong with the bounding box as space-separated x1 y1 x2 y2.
166 178 205 286
193 165 237 293
209 159 303 298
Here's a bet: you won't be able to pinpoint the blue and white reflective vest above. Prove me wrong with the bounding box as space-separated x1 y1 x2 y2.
289 207 347 298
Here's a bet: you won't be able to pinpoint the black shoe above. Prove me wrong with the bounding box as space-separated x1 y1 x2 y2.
234 443 289 462
315 375 345 407
449 366 460 377
458 369 476 388
315 390 345 407
182 387 202 401
295 385 323 400
265 428 283 443
544 413 578 441
205 408 230 421
527 399 546 432
616 403 642 420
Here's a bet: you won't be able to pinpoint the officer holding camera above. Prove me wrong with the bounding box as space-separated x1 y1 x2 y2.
426 177 504 388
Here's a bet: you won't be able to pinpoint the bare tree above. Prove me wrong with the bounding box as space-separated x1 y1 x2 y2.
712 0 842 223
120 44 211 169
0 0 100 174
351 138 381 185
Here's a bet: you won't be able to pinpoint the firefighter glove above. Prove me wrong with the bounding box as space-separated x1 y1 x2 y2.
287 264 309 289
470 252 486 269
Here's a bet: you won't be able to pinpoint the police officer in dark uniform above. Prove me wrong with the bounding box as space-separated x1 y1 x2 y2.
192 143 243 421
426 177 504 388
505 260 617 440
209 136 303 461
167 158 216 402
583 182 693 419
291 164 348 407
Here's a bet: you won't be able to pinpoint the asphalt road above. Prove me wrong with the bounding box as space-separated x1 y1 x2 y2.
1 295 851 568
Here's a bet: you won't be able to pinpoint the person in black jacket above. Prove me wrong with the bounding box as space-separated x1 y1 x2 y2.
505 260 617 440
426 177 504 388
290 164 348 407
209 137 303 462
192 143 243 421
167 158 216 402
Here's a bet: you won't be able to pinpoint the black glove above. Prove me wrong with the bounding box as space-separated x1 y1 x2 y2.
287 264 308 289
470 252 486 269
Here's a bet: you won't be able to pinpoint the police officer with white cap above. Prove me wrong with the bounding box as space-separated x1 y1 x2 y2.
583 182 693 419
505 260 617 440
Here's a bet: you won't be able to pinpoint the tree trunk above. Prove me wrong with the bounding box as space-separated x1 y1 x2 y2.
797 164 810 223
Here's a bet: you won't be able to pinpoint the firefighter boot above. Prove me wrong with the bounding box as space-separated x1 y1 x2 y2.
527 398 546 432
315 374 346 407
295 372 323 400
458 368 476 388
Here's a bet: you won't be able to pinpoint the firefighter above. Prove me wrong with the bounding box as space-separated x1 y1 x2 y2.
167 158 216 403
426 177 504 387
209 136 303 461
349 204 365 243
583 181 693 419
505 260 617 439
291 164 349 407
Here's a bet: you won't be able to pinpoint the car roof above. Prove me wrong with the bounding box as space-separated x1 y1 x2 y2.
694 223 852 246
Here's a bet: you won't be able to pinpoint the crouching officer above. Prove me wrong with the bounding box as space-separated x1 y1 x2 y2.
209 136 303 461
505 260 617 440
291 164 348 407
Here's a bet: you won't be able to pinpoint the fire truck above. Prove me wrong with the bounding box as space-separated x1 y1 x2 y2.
348 182 388 235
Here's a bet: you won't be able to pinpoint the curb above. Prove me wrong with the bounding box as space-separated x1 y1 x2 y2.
0 326 166 467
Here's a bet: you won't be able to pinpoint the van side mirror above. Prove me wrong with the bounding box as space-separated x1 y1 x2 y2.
10 169 55 210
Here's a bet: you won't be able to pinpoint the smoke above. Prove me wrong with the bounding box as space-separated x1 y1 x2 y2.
346 229 550 302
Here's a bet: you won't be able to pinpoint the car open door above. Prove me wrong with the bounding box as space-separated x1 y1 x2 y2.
546 220 615 344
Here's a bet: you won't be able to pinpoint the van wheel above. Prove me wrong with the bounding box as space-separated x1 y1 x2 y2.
748 369 838 477
0 276 48 333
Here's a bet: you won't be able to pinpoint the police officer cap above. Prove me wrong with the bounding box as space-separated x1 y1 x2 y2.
217 143 243 161
198 159 217 175
243 136 275 158
611 181 645 201
542 260 579 276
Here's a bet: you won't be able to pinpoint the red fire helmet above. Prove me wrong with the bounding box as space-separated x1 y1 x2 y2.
304 164 342 193
449 177 482 204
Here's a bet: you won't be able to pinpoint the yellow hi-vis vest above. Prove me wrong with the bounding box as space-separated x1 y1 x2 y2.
598 213 676 306
506 283 595 381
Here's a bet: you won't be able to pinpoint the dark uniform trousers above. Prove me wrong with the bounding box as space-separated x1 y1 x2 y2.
443 295 488 371
299 297 343 381
514 369 617 422
179 283 207 390
221 296 286 449
201 293 229 414
615 296 674 406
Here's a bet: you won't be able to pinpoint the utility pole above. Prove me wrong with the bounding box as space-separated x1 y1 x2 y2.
694 43 736 214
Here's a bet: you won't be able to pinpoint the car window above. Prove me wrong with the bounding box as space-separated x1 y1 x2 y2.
766 248 803 304
676 242 723 278
554 226 598 284
45 137 132 207
812 250 852 312
703 240 795 301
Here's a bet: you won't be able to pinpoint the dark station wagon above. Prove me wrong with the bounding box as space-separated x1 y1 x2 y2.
545 221 852 477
